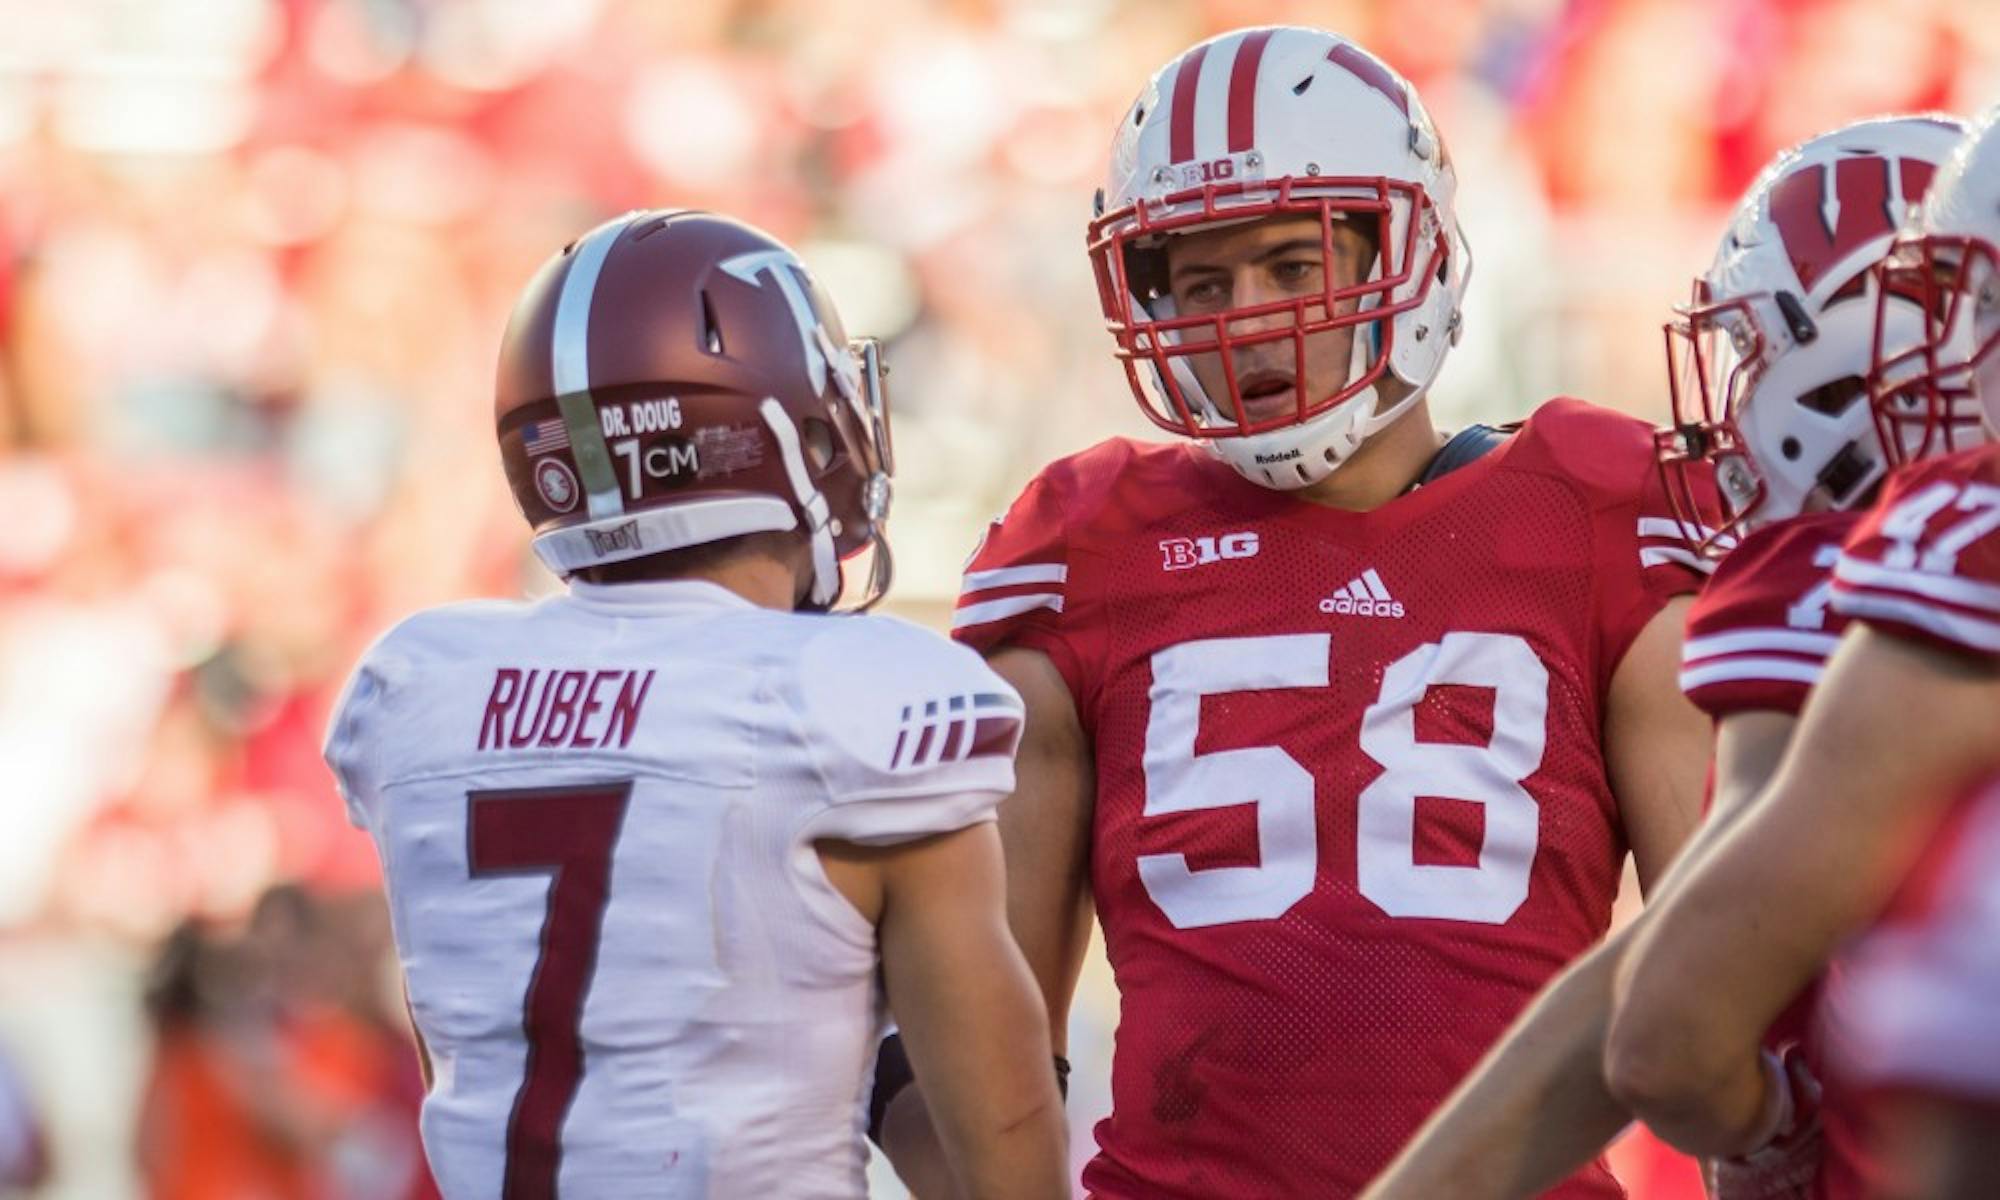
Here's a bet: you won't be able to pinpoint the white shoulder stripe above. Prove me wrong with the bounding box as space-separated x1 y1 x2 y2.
1638 517 1736 548
1831 591 2000 651
951 593 1064 631
1639 516 1709 538
1682 628 1841 663
1679 658 1826 692
1641 546 1718 573
961 563 1068 593
1836 554 2000 615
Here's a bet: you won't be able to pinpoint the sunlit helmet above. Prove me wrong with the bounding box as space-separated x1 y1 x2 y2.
1656 114 1971 559
1088 26 1468 490
495 210 894 610
1869 104 2000 455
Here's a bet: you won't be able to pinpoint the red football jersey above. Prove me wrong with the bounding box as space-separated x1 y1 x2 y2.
1817 775 2000 1200
1676 512 1864 1194
1832 443 2000 664
1680 511 1859 721
1805 445 2000 1199
953 400 1709 1198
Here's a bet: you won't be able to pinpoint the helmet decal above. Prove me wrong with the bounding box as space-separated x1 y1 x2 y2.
719 247 832 397
1766 155 1935 294
1325 42 1408 118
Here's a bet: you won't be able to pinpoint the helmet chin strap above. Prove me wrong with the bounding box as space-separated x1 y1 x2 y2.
759 398 841 609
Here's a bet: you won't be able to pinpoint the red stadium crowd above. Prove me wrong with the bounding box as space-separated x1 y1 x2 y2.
0 1 1995 1196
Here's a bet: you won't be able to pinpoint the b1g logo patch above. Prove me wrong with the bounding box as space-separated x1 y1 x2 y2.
1160 531 1260 571
535 457 579 513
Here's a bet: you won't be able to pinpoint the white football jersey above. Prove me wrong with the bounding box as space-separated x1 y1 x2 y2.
323 579 1024 1199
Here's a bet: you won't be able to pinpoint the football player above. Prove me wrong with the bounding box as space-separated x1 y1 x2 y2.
1605 105 2000 1196
321 211 1068 1199
882 26 1719 1197
1364 113 1971 1199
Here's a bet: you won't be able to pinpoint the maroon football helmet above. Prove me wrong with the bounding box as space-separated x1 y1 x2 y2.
495 210 893 610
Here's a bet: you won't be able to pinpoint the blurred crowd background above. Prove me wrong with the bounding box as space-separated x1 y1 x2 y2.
0 0 1993 1196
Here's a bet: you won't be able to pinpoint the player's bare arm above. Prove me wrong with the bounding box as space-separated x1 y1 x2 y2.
1604 595 1711 891
1607 626 2000 1155
871 644 1093 1197
821 823 1069 1200
1371 108 1970 1196
1363 706 1800 1199
984 645 1097 1052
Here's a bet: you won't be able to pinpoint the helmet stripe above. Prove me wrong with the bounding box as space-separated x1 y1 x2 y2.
551 216 625 397
1226 28 1275 153
1326 42 1408 117
1167 42 1209 164
550 214 635 520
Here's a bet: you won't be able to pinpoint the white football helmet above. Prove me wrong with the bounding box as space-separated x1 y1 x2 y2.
1870 103 2000 444
1087 26 1469 490
1656 114 1971 557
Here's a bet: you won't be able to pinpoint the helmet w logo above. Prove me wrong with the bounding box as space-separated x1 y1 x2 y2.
1766 155 1937 293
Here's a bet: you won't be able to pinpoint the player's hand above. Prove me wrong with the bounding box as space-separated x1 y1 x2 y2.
1702 1045 1823 1200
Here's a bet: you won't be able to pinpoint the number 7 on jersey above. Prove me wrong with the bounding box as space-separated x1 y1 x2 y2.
467 782 633 1200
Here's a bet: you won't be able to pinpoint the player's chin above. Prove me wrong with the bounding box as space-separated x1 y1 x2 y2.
1237 388 1299 425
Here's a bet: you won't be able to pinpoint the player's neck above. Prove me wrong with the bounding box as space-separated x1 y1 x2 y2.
1292 399 1448 511
634 555 805 611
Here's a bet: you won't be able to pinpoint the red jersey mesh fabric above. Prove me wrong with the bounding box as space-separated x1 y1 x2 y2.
954 399 1711 1198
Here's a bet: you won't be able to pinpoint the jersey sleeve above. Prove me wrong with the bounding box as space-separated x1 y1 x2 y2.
951 466 1087 693
794 616 1024 846
322 627 417 832
1678 520 1846 719
1832 448 2000 663
1623 449 1718 614
1550 399 1717 677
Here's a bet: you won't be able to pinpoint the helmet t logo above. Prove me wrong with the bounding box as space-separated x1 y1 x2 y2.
720 249 831 395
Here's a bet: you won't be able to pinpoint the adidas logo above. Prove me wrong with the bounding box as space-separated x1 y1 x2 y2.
1318 568 1406 618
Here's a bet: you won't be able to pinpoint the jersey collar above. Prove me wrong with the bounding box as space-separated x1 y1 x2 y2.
565 578 760 613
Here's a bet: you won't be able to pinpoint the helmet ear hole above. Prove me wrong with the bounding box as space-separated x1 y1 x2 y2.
1122 242 1171 310
1797 375 1866 417
700 292 724 355
801 416 837 473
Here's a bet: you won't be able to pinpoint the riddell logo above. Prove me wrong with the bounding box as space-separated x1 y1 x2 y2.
1254 448 1303 465
1160 531 1260 571
1319 568 1405 618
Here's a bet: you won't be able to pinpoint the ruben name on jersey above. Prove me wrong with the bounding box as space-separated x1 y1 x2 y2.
954 399 1710 1197
324 580 1022 1200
